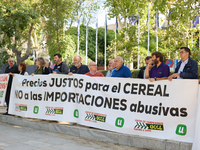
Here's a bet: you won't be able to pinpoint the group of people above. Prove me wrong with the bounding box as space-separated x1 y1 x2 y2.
3 46 199 115
137 47 198 81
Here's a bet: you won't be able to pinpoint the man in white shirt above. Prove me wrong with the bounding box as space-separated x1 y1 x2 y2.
168 47 198 80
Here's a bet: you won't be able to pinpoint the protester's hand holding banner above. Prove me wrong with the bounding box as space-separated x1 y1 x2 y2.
8 74 199 143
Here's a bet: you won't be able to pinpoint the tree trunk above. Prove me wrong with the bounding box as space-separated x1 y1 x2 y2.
12 23 33 65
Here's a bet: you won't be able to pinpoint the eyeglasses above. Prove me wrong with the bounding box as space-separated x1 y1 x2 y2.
179 51 186 54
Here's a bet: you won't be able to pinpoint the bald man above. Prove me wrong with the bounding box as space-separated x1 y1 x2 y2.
85 62 104 77
69 56 89 74
4 58 19 115
111 56 132 78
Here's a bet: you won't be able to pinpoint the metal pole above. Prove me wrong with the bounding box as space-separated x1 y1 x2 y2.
104 10 107 70
95 17 98 65
147 3 150 55
137 15 140 69
86 17 88 65
156 12 158 51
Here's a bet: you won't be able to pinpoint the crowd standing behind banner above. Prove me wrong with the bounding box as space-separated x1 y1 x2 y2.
3 47 199 116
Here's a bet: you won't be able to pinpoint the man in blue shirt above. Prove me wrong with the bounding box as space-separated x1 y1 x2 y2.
111 56 132 78
69 56 89 75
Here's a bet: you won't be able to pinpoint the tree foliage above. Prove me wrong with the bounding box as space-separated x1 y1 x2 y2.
66 25 115 66
0 0 39 64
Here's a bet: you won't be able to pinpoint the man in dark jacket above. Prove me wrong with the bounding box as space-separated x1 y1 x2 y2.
137 56 152 79
53 54 69 74
168 47 198 80
4 58 19 115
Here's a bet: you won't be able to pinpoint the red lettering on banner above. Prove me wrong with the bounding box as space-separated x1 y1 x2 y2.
0 76 8 82
0 83 7 89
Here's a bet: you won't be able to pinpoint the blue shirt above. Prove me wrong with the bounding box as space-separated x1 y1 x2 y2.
149 62 170 78
106 70 113 77
70 64 89 74
111 64 132 78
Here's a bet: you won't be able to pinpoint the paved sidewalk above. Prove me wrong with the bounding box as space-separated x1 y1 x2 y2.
0 122 144 150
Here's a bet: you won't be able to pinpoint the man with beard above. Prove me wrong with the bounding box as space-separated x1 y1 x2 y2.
69 56 89 75
106 59 115 77
145 51 170 82
53 54 69 74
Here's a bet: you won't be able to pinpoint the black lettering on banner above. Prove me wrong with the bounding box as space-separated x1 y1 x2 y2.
147 84 154 95
15 90 23 99
95 96 104 107
49 78 55 87
24 93 29 99
111 85 117 93
79 94 84 104
154 85 162 96
61 92 67 102
131 83 138 94
138 84 146 95
180 108 187 117
104 97 112 108
170 107 179 116
73 78 79 88
152 106 158 115
123 83 130 94
129 101 188 117
46 92 54 101
120 99 127 111
163 85 169 97
79 79 83 88
85 95 91 105
63 78 68 87
113 98 119 110
68 92 75 103
85 82 91 92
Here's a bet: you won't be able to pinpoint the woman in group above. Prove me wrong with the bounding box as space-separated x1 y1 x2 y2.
18 62 29 75
32 57 49 75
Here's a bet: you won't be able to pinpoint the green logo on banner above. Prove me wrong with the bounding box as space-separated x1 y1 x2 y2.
74 109 79 118
33 106 39 114
176 124 187 136
115 117 124 128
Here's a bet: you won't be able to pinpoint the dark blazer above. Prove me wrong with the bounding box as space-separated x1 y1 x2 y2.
175 57 198 79
137 66 146 79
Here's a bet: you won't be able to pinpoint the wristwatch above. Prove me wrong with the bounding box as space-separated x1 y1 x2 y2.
154 77 157 81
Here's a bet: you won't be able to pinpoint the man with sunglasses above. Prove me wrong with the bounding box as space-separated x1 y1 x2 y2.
168 47 198 80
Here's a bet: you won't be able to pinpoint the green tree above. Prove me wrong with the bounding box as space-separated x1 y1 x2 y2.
0 0 38 64
40 0 74 58
66 25 115 66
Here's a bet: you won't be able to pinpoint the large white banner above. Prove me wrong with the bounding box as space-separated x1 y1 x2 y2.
9 74 199 143
0 74 9 106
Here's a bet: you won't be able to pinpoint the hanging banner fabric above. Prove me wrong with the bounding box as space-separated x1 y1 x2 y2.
9 74 199 143
0 74 9 106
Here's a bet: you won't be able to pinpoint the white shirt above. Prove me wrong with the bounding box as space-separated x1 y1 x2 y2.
177 58 188 79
